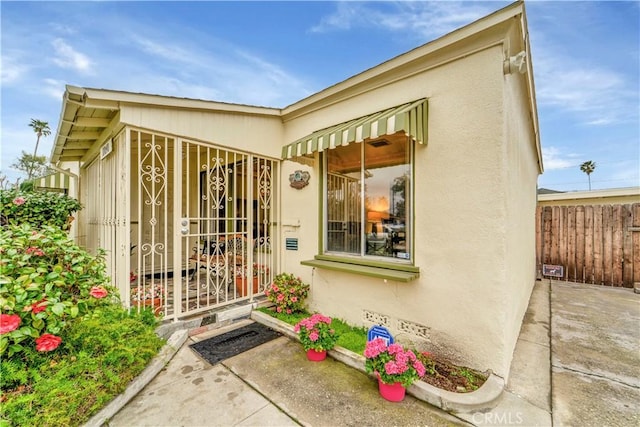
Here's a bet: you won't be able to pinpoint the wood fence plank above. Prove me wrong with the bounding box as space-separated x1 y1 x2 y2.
551 206 560 265
633 204 640 284
543 207 552 265
559 206 567 269
584 206 594 283
612 205 624 286
602 205 613 286
593 206 604 285
622 204 634 287
567 206 576 282
575 206 585 283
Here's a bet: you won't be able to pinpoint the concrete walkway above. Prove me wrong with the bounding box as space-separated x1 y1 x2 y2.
104 280 640 426
551 281 640 427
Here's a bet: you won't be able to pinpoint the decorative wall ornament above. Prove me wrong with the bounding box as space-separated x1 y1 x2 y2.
289 170 310 189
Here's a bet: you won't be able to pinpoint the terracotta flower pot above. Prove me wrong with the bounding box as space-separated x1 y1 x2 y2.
142 298 163 315
235 277 259 297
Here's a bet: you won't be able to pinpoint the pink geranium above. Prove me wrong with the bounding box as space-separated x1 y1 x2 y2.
0 314 21 334
294 313 338 352
364 338 426 388
12 196 25 205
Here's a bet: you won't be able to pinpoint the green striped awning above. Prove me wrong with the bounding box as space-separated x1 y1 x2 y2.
34 172 70 193
282 98 428 160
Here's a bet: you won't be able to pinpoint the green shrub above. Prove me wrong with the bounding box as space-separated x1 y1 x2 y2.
0 305 164 427
0 189 81 230
0 224 116 358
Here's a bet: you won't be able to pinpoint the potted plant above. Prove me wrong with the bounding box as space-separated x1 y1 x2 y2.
131 281 164 315
264 273 309 314
234 263 270 297
364 338 426 402
294 313 338 361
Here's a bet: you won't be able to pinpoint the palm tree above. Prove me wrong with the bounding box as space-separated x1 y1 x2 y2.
580 160 596 191
28 119 51 180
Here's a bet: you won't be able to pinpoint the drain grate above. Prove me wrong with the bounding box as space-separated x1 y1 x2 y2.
190 322 282 365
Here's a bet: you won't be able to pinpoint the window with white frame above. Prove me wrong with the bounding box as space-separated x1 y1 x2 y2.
324 133 411 261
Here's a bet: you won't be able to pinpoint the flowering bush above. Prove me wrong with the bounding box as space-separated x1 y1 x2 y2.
264 272 309 314
364 338 427 388
294 313 338 352
0 189 82 230
0 224 115 356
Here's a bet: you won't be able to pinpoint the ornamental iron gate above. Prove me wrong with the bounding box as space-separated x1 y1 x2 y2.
127 130 277 320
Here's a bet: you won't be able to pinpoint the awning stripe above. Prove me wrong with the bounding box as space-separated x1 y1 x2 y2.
282 98 428 160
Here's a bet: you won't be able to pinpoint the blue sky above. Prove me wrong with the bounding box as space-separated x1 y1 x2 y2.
1 1 638 191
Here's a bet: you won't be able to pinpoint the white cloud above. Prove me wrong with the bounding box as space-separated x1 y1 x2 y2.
534 54 635 126
311 1 497 40
42 79 66 100
51 38 92 73
1 54 29 85
542 146 581 171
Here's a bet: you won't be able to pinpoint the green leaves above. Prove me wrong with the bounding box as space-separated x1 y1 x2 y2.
0 223 115 358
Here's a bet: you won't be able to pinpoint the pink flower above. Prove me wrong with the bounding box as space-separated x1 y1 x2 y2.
35 334 62 352
286 309 292 314
0 314 21 334
309 330 319 342
31 298 48 314
12 197 25 205
276 293 285 302
276 307 282 313
26 246 45 256
414 360 426 377
291 296 298 303
271 285 279 292
90 286 108 299
364 338 387 359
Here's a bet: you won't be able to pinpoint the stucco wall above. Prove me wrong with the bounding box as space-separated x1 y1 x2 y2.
502 53 540 377
280 45 527 377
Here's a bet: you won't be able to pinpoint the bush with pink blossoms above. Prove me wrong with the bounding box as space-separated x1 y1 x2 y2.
264 272 309 314
0 224 116 357
364 338 427 387
294 313 339 352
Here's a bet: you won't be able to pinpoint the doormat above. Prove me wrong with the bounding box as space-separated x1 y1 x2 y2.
190 322 282 365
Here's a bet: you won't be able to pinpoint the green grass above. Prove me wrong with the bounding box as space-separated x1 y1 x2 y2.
0 305 164 427
256 307 368 354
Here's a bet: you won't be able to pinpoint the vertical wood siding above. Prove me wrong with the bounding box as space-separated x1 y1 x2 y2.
536 203 640 287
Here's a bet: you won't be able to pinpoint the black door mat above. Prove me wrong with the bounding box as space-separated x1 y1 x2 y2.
190 322 282 365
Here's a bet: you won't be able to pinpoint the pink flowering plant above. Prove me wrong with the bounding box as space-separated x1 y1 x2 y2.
294 313 338 352
0 224 115 357
364 338 427 388
264 272 309 314
1 189 82 230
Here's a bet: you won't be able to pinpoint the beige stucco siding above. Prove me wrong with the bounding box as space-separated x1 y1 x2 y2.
281 45 517 376
119 105 284 158
501 51 540 377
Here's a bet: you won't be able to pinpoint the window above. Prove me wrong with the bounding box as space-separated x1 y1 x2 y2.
324 132 411 261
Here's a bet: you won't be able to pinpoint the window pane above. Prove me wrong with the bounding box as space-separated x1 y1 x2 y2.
364 138 410 259
326 144 361 254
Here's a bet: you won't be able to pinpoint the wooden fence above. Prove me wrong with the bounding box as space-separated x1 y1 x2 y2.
536 203 640 287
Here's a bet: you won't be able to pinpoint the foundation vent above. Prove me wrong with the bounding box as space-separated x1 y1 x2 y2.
398 319 431 340
362 310 391 327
